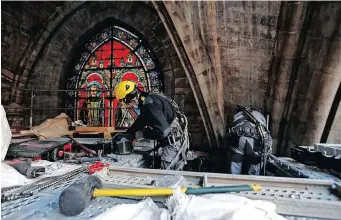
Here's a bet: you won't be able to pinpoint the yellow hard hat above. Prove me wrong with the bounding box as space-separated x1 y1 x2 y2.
114 80 137 102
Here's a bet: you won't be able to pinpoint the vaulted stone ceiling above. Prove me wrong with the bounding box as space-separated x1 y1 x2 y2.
2 1 340 154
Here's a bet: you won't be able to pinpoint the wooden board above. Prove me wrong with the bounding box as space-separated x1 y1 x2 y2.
75 127 109 132
12 133 36 139
74 127 126 139
18 127 126 140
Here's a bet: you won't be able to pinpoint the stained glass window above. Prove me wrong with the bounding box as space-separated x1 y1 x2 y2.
66 26 162 127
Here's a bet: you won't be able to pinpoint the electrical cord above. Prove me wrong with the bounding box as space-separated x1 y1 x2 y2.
198 157 203 172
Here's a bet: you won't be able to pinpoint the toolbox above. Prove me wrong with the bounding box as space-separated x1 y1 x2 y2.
6 140 69 161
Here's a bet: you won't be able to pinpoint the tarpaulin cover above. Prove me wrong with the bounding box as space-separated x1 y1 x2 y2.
1 162 28 188
21 113 71 139
167 188 286 220
93 197 170 220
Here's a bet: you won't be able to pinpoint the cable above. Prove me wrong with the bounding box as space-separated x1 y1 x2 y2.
198 157 203 172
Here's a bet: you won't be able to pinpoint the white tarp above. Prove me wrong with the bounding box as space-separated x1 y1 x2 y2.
1 104 12 161
93 188 285 220
0 105 28 188
1 162 29 188
93 197 170 220
167 188 286 220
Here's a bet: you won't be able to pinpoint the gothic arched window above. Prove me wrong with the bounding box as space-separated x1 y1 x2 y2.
66 26 162 127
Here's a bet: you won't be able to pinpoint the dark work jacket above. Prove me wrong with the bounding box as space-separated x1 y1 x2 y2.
126 94 177 140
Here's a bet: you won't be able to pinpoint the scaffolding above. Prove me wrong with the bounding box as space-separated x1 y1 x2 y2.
3 88 187 129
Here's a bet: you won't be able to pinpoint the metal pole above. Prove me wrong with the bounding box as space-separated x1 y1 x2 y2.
30 89 34 129
263 114 270 176
102 93 105 126
153 140 155 169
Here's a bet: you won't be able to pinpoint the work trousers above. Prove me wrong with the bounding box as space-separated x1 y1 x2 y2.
158 118 184 170
230 136 261 175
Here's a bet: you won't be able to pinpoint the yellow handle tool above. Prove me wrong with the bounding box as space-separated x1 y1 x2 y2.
93 184 261 197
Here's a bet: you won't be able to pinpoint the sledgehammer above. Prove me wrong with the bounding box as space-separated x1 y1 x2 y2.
59 175 261 216
59 176 103 216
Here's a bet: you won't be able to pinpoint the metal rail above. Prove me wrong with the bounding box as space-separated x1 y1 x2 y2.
108 166 335 188
107 166 341 219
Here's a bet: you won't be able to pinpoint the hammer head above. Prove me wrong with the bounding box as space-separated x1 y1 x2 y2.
59 175 102 216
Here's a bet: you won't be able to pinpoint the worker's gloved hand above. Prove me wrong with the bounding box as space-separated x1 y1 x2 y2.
135 131 144 141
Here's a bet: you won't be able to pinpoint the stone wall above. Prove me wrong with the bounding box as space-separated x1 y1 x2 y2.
1 2 64 105
218 2 280 121
163 1 281 148
164 1 341 152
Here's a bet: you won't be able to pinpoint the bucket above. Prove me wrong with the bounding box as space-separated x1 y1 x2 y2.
111 133 133 155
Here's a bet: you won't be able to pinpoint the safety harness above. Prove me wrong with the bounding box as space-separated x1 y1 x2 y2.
153 93 192 170
227 105 271 175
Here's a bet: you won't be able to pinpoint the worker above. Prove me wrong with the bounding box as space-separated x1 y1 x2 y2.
226 105 272 175
114 80 190 170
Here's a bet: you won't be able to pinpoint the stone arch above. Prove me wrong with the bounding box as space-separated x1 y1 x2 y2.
27 2 175 93
20 1 213 149
153 1 225 148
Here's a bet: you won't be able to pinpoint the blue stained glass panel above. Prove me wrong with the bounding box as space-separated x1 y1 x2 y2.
136 46 149 59
101 28 111 41
86 28 111 52
135 45 156 70
80 52 90 61
112 27 139 50
148 70 161 92
144 58 155 70
75 62 83 71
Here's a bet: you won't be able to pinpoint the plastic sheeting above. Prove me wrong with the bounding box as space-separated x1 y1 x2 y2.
94 188 285 220
1 104 12 161
167 188 286 220
0 105 28 188
1 162 29 188
93 197 170 220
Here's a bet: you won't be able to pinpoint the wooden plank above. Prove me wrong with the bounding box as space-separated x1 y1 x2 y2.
108 127 126 133
75 127 109 132
74 127 125 139
19 130 35 135
75 127 126 132
12 133 36 138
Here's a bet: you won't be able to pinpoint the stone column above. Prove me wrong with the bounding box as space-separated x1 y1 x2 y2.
302 29 341 144
268 2 307 155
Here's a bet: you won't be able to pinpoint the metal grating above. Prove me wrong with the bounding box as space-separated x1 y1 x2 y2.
232 186 338 201
102 174 152 186
269 156 341 181
106 153 145 168
1 178 140 220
